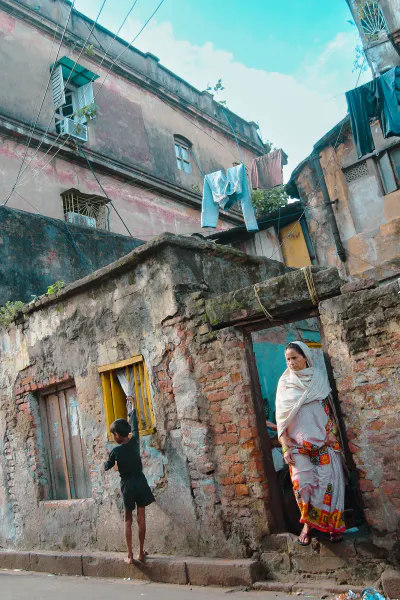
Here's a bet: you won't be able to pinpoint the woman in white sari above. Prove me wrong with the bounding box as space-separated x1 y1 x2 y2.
275 341 346 546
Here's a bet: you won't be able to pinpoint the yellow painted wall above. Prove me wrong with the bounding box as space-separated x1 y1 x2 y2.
279 221 311 268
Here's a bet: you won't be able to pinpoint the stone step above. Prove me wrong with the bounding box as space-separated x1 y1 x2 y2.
0 550 261 587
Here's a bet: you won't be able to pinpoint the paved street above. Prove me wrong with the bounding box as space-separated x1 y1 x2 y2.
1 571 293 600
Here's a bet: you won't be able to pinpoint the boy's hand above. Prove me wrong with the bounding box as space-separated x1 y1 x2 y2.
126 396 134 412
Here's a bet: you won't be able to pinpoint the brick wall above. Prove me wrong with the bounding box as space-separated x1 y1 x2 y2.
320 281 400 557
151 291 271 555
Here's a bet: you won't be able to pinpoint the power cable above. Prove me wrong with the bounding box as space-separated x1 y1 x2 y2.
91 0 166 104
2 0 76 206
9 0 110 193
79 148 134 237
14 0 162 192
9 190 92 272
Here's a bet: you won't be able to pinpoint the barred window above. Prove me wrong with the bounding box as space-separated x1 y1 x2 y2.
61 188 110 229
99 356 156 440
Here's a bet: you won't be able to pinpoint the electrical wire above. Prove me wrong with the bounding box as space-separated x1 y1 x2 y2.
14 0 162 192
91 0 166 104
2 0 76 206
10 0 110 192
79 147 134 237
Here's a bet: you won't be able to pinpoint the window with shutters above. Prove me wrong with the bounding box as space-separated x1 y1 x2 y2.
39 383 90 500
99 356 156 440
174 136 192 173
50 57 99 142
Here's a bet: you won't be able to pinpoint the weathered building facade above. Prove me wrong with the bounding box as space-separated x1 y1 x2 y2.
0 0 265 239
0 234 398 581
345 0 400 75
286 117 400 281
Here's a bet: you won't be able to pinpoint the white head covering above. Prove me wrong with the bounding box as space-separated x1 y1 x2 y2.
275 341 331 438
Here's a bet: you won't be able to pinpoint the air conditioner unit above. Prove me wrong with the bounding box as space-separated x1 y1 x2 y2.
66 212 96 228
59 117 88 142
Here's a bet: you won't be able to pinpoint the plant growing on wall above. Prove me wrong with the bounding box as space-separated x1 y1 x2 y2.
206 79 227 106
0 301 25 326
251 185 289 218
46 281 65 296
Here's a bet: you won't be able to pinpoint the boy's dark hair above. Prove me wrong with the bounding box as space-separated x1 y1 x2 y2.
110 418 131 437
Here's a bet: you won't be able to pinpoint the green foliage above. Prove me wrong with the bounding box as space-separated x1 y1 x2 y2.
353 44 368 73
46 280 65 296
206 79 227 106
0 301 25 326
86 44 95 57
251 185 289 218
74 102 99 124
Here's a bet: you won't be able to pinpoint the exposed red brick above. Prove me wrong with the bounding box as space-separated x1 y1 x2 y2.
214 433 239 445
208 391 230 402
359 479 374 492
209 371 226 380
232 463 243 475
235 484 249 496
214 413 232 424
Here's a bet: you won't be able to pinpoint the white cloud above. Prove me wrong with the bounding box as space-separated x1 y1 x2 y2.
122 19 371 179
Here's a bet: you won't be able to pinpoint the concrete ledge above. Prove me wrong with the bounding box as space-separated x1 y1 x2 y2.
253 581 294 593
185 557 261 587
82 553 187 585
30 552 83 576
82 553 150 580
0 550 31 571
0 550 261 587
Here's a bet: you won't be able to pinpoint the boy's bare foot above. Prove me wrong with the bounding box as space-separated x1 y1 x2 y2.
137 550 148 562
124 556 134 564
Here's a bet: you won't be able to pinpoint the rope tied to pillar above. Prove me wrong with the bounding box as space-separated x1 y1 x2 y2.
253 284 274 321
302 266 319 306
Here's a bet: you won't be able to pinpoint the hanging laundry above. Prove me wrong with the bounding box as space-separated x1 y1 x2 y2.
346 67 400 159
380 66 400 139
201 163 258 232
251 149 288 190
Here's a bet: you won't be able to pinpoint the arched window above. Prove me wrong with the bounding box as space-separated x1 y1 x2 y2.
174 135 192 174
359 1 388 41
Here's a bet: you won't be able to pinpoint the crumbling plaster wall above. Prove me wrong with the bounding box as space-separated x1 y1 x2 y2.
0 236 286 556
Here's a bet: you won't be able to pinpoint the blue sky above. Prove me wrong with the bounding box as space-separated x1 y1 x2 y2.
75 0 370 177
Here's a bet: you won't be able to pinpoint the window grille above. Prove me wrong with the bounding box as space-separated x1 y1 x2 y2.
61 188 109 230
344 162 369 183
99 356 156 440
358 1 388 41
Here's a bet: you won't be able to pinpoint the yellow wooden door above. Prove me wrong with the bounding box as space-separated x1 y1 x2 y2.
279 221 311 268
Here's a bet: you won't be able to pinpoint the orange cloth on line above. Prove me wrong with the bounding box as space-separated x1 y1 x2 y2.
251 149 288 190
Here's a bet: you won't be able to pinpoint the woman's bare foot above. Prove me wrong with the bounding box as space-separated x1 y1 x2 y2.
297 524 312 546
124 555 134 564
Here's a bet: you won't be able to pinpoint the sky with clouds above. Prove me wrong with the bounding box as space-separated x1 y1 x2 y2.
75 0 371 179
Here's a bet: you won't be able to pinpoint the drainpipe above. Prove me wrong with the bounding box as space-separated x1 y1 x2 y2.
311 152 347 262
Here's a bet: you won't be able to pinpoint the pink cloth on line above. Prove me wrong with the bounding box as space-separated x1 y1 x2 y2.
251 149 288 190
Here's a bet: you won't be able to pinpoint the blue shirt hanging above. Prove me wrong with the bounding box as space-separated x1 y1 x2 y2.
201 164 258 232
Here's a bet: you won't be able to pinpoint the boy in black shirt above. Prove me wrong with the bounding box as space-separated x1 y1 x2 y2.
104 397 155 563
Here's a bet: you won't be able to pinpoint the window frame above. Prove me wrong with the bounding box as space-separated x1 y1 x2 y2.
377 146 400 194
174 137 192 173
98 355 156 441
39 382 90 501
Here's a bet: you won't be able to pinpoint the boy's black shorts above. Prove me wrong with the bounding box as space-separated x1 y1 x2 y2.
121 472 155 511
